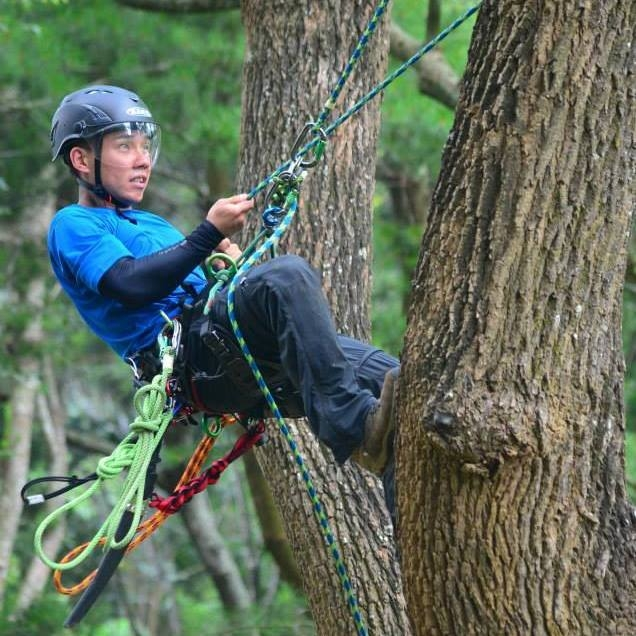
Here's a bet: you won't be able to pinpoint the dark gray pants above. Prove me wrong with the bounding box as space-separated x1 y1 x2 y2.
185 255 399 465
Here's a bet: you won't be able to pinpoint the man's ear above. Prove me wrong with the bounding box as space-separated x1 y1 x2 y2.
68 146 92 176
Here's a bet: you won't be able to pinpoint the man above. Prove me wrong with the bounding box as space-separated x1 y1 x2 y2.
48 84 398 480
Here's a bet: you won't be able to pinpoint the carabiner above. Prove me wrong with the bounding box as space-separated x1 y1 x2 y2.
159 315 182 354
262 169 297 211
289 122 327 170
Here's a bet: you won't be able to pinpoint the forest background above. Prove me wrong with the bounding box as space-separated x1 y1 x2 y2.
0 0 634 635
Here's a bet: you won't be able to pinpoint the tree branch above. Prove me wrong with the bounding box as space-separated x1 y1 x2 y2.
115 0 239 12
12 378 69 617
179 491 252 609
389 21 459 109
116 0 457 112
65 429 114 456
426 0 441 40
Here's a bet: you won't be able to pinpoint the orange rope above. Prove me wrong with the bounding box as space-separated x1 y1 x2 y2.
53 416 235 596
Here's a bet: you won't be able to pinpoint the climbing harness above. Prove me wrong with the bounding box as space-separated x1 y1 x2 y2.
25 2 481 633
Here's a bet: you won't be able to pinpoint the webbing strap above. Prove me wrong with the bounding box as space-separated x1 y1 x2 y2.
149 422 265 514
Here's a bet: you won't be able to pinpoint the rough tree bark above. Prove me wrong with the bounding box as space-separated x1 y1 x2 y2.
238 2 410 635
397 1 635 634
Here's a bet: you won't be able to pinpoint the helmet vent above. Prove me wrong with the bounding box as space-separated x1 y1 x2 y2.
84 105 110 122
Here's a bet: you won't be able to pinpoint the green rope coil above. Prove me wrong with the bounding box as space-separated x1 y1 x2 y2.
34 343 176 570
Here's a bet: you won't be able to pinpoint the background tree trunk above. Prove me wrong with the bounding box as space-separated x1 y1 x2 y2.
0 176 55 610
157 426 252 610
180 486 252 609
0 357 38 610
13 357 69 615
242 450 303 590
397 0 636 633
238 1 411 634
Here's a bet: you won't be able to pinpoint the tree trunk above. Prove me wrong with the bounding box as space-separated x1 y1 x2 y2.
0 167 59 611
238 2 411 634
397 0 636 633
0 357 38 610
242 449 303 590
158 427 252 610
13 358 69 616
180 487 252 609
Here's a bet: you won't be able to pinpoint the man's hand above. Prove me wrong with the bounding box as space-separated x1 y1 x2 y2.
216 238 242 261
206 193 253 236
210 238 243 271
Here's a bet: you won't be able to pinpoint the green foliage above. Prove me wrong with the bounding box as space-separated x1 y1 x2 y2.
371 187 422 357
0 0 244 218
623 238 636 433
0 594 96 636
372 1 478 356
0 396 14 456
380 0 477 176
177 585 315 636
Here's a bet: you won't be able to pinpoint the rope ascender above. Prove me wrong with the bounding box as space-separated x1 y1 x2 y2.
25 2 481 633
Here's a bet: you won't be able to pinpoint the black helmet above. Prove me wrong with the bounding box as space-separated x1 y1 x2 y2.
50 85 159 162
50 85 160 208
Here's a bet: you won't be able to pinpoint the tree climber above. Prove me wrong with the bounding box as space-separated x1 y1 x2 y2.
47 85 399 487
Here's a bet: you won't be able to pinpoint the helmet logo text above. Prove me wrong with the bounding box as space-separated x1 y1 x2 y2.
126 107 152 117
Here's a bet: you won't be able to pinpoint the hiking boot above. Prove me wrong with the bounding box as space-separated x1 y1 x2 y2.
350 367 399 476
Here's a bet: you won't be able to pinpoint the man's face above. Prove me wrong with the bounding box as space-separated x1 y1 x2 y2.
97 128 154 204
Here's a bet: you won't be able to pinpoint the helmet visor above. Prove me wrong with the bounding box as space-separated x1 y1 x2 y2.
95 122 161 168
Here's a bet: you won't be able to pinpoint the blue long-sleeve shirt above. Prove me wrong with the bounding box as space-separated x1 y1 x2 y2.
48 204 221 358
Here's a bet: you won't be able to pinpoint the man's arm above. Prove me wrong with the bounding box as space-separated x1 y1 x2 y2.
99 194 252 308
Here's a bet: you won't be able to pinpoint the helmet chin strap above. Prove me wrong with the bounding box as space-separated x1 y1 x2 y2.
76 172 132 211
77 136 132 211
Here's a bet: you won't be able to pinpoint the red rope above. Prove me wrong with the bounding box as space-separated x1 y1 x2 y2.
149 422 265 514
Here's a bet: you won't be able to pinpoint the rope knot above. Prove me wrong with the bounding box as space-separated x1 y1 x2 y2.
95 444 135 480
130 416 162 434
